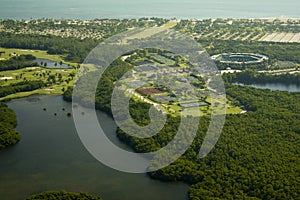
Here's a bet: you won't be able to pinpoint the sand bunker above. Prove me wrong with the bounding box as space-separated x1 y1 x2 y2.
0 76 13 80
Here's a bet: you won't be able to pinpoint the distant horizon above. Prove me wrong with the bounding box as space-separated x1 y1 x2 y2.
1 0 300 20
1 17 300 21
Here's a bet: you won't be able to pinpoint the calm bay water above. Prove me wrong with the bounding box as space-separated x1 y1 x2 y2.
0 0 299 20
0 95 188 200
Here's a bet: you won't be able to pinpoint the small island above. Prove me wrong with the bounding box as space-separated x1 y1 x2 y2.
25 191 102 200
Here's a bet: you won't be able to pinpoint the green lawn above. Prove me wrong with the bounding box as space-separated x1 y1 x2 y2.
0 47 78 67
0 47 79 101
0 48 63 61
0 67 77 101
162 20 179 29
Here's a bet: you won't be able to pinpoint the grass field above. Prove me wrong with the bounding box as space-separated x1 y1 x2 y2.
0 66 76 101
122 20 179 43
181 102 242 117
0 48 63 61
0 48 78 101
0 47 78 66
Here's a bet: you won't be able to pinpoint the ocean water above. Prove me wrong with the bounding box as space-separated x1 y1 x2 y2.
1 0 299 20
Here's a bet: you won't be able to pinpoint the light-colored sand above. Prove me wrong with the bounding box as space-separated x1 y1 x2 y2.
26 67 40 70
289 71 300 74
221 70 242 74
0 76 13 80
258 18 300 22
121 55 131 61
20 49 34 52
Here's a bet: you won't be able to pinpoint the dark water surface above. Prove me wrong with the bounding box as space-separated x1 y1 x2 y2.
0 95 188 200
237 83 300 92
35 59 72 69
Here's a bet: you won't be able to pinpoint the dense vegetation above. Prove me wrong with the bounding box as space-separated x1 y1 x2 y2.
64 56 299 199
223 70 300 85
0 80 45 98
0 102 20 149
0 18 169 40
118 84 299 199
0 18 169 63
63 58 133 114
0 54 36 71
0 32 98 63
175 18 300 35
25 191 102 200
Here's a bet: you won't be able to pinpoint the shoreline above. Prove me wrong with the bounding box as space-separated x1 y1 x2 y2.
1 17 300 21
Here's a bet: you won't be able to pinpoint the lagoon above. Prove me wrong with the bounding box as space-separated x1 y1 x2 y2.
0 95 188 200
